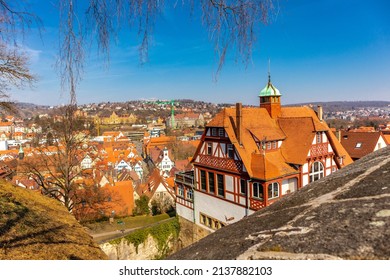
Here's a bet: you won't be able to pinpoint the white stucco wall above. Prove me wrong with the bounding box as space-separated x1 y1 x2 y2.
176 203 194 223
194 191 254 228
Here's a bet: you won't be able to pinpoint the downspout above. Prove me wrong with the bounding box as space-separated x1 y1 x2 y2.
192 173 197 243
246 179 252 217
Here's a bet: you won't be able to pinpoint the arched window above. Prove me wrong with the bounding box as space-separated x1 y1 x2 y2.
310 161 324 183
268 182 279 199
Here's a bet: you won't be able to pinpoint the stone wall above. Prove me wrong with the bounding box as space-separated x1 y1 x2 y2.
101 234 177 260
99 217 210 260
177 216 211 249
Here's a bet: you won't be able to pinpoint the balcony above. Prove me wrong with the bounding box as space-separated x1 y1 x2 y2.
175 170 195 188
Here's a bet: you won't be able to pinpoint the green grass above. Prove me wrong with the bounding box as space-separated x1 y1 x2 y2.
84 213 171 234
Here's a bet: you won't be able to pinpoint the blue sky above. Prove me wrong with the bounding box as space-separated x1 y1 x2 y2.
11 0 390 106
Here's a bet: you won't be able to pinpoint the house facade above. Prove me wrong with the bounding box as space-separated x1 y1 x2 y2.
175 77 353 233
156 147 175 175
166 112 205 128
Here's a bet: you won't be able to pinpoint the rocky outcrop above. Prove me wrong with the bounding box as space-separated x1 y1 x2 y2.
101 235 174 260
169 147 390 260
100 218 181 260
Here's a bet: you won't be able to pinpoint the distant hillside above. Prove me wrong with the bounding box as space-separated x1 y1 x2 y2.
13 102 51 119
11 100 390 120
287 101 390 111
0 182 108 260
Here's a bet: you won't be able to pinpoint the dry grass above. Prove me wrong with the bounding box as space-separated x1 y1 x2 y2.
0 181 107 260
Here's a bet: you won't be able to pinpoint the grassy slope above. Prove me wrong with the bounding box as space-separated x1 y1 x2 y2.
0 181 108 260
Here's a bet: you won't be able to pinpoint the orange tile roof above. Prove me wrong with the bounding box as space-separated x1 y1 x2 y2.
174 159 191 172
383 134 390 145
350 126 376 132
340 131 383 159
89 180 135 217
200 105 352 180
278 117 315 164
0 122 13 127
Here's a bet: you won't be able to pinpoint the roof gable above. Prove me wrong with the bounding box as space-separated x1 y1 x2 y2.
340 131 382 159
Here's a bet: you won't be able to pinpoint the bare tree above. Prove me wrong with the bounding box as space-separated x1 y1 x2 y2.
18 105 87 212
58 0 276 104
0 1 40 111
0 1 276 106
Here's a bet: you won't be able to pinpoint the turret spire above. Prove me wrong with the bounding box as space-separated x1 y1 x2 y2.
268 58 271 84
259 61 282 118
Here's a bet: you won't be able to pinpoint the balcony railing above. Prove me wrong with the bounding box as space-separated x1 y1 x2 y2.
175 170 195 187
198 155 243 173
310 143 328 158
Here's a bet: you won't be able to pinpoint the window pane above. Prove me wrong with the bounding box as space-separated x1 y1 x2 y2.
274 183 279 197
268 184 273 197
217 174 224 196
240 179 246 194
207 143 212 155
201 170 206 191
253 183 258 197
208 172 215 193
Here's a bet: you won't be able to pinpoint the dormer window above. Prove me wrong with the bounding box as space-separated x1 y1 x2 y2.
218 128 224 137
211 128 217 136
227 144 234 158
207 143 213 155
316 132 322 143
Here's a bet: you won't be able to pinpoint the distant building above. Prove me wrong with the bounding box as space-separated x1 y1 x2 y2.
137 169 176 209
156 147 175 176
166 112 205 128
96 111 137 125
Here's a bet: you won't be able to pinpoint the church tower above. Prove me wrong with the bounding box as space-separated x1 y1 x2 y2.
259 71 282 119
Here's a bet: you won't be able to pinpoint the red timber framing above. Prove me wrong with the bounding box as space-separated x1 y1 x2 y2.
301 133 338 186
195 165 250 208
175 171 194 210
248 173 300 211
195 165 300 212
199 127 243 174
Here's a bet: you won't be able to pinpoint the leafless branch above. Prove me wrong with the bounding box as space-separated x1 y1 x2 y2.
59 0 274 105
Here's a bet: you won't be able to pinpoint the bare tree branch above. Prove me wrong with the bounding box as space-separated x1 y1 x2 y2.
56 0 274 105
0 1 41 112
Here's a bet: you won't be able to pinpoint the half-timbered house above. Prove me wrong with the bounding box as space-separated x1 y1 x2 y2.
175 77 353 233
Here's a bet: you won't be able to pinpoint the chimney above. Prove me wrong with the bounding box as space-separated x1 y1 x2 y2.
236 103 243 146
317 105 323 121
337 130 341 142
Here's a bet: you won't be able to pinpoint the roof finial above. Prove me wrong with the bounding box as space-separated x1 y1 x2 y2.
268 58 271 84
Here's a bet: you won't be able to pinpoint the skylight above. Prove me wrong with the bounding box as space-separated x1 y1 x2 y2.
355 142 362 148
